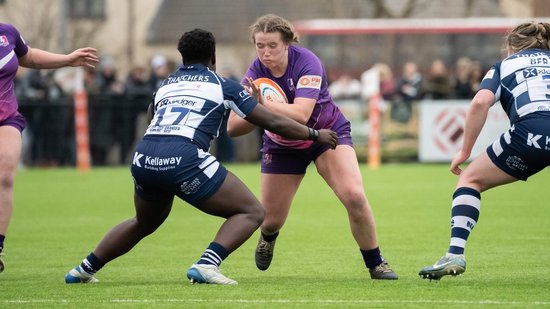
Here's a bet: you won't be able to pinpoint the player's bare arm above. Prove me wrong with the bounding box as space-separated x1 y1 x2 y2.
264 97 316 124
246 103 338 149
450 89 495 175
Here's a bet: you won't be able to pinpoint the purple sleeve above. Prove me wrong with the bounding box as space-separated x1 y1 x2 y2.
294 53 323 100
7 24 29 57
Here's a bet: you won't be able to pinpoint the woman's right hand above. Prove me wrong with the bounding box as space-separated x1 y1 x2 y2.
450 149 470 175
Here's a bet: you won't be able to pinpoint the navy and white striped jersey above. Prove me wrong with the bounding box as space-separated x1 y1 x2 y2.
481 48 550 124
145 64 257 151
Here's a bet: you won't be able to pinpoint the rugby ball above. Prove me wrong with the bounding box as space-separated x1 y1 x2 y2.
253 78 287 104
252 78 313 148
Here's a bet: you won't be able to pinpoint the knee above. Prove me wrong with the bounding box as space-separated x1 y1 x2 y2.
250 203 265 227
0 172 15 191
457 171 483 192
340 189 367 212
0 156 17 191
134 217 160 237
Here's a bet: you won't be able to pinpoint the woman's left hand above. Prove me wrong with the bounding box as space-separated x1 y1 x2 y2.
243 77 263 105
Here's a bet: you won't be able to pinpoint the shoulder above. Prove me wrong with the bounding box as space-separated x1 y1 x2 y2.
0 23 20 35
218 72 245 94
291 45 320 60
219 74 240 87
491 60 503 71
290 45 322 68
291 45 317 56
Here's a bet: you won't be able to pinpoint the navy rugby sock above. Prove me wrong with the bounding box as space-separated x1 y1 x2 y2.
80 252 105 274
0 234 4 252
448 187 480 255
197 242 228 267
360 246 383 269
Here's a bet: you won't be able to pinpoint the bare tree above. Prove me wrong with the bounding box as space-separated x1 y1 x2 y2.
464 0 475 17
4 0 60 51
3 0 104 53
66 20 105 52
371 0 430 18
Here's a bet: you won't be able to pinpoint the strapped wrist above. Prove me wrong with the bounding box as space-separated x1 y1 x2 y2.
308 127 319 141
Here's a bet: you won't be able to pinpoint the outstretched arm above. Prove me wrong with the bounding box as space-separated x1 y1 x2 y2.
18 47 99 70
227 111 257 137
227 77 261 137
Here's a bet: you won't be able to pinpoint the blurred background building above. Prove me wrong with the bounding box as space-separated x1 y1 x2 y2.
1 0 548 166
1 0 545 80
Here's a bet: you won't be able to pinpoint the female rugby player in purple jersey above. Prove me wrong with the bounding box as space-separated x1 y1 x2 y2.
0 23 98 273
64 29 337 285
419 22 550 280
228 14 398 280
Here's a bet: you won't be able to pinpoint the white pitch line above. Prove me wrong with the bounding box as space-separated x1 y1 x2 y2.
3 299 550 306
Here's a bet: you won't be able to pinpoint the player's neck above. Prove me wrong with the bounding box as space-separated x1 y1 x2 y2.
269 60 287 78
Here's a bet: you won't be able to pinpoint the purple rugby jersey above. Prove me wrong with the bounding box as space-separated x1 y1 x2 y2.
243 45 341 150
0 23 29 122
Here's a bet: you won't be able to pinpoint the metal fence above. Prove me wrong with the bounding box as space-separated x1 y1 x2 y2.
19 94 151 167
18 94 424 167
18 93 264 167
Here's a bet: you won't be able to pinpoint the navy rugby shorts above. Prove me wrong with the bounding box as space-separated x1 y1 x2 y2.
261 113 352 175
131 135 228 205
487 115 550 181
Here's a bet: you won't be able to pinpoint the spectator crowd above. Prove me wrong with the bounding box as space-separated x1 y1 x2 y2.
16 54 486 167
16 54 174 167
330 57 486 123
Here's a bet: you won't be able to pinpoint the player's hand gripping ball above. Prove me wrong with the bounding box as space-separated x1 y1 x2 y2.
251 78 314 148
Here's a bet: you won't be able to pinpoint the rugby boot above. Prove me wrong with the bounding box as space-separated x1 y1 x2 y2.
186 264 237 285
255 234 276 271
419 255 466 280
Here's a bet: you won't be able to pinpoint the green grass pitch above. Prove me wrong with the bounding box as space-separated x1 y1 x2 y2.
1 163 549 308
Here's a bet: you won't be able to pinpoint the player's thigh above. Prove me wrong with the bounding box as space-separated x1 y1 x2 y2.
315 145 365 199
261 173 303 212
259 150 305 211
0 126 22 178
196 171 263 219
457 152 517 192
133 192 174 228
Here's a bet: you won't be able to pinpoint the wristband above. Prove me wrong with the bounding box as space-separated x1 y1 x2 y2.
308 127 319 141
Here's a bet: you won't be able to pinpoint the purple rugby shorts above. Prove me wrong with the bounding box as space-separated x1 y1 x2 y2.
0 112 26 132
261 112 353 175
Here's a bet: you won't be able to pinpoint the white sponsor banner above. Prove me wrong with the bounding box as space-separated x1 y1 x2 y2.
419 100 510 162
361 67 379 99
